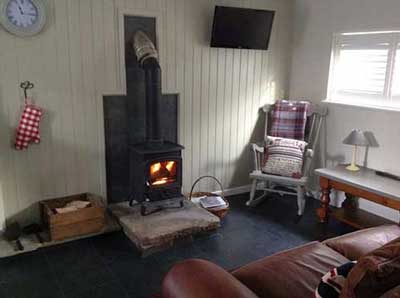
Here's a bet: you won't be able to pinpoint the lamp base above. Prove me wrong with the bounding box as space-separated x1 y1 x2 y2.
346 164 360 172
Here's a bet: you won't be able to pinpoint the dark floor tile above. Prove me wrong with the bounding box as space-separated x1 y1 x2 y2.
64 281 128 298
44 239 104 273
0 252 50 284
219 209 263 232
56 265 116 294
151 239 204 273
0 285 10 298
91 232 140 265
108 255 163 296
1 271 63 298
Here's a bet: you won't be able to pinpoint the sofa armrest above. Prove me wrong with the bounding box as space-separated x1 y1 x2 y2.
162 259 259 298
323 224 400 261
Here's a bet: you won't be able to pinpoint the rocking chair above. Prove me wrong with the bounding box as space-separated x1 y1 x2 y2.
247 103 327 216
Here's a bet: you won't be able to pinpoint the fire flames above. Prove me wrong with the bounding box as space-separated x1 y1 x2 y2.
150 161 177 186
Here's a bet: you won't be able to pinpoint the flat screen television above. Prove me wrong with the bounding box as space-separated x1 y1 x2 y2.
210 6 275 50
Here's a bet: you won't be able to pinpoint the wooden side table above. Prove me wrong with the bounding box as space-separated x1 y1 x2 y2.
315 165 400 229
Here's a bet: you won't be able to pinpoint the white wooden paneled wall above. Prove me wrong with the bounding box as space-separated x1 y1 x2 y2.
0 0 293 226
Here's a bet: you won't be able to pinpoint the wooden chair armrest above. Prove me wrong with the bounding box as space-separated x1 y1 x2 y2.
250 143 264 171
302 149 315 176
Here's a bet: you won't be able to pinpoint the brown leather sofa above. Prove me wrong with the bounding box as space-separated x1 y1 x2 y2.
161 225 400 298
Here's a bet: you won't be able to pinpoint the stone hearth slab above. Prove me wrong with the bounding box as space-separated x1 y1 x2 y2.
109 200 220 256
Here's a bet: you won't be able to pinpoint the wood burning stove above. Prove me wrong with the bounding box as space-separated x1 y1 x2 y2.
129 142 184 215
128 31 184 215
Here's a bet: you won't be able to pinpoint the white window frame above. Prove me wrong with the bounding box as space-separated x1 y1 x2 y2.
326 30 400 110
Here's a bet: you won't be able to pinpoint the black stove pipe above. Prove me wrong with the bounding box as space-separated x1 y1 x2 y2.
143 59 162 142
133 30 162 143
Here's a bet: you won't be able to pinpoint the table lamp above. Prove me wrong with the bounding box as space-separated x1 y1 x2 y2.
343 129 370 171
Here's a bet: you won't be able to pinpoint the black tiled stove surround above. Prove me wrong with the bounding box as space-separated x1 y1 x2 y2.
103 16 182 207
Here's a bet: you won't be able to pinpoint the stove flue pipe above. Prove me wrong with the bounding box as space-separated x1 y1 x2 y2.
132 30 162 142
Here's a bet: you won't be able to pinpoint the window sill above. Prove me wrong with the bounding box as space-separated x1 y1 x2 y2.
322 99 400 113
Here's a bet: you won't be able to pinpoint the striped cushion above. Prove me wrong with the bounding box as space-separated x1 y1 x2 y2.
315 261 357 298
270 100 310 141
261 136 307 178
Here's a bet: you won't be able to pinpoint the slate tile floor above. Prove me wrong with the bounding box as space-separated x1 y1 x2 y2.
0 194 353 298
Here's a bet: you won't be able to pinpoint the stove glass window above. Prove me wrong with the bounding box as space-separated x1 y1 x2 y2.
149 160 177 186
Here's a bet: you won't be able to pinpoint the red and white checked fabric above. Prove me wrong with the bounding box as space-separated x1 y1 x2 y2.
269 100 311 141
15 100 43 150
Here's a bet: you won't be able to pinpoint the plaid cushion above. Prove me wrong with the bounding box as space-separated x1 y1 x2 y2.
269 100 310 140
262 136 307 178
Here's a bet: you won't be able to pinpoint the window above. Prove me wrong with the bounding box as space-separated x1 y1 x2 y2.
327 31 400 109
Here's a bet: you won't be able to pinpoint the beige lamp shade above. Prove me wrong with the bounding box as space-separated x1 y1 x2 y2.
343 129 370 171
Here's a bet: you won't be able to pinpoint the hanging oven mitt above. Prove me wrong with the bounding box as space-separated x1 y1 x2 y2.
15 98 43 150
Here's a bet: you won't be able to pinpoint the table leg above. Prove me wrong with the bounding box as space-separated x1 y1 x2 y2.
317 177 331 223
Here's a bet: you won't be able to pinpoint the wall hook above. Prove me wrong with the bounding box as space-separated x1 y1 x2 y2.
20 81 34 98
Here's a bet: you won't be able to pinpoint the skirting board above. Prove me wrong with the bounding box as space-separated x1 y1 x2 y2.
215 185 322 200
213 184 252 197
214 185 320 198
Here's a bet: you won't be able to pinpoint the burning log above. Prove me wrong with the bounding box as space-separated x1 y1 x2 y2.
150 161 177 186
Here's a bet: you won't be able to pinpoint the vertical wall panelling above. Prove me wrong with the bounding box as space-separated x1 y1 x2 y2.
102 0 118 95
222 50 233 186
0 0 293 225
175 0 185 141
207 48 218 190
92 0 107 197
1 33 19 223
54 0 72 196
215 49 226 189
182 0 193 191
227 49 241 185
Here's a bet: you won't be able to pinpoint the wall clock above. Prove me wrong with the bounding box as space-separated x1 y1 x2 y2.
0 0 47 37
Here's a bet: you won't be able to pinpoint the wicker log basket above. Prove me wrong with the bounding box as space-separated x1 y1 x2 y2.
188 175 229 219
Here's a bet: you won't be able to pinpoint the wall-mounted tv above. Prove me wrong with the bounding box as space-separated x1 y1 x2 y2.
210 6 275 50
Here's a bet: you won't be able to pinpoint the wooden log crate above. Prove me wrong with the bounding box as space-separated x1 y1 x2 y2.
40 193 105 241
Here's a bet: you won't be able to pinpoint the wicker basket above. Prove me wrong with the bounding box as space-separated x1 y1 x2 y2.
188 176 229 219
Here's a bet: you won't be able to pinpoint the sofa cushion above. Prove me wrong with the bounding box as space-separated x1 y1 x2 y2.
324 225 400 261
232 242 349 298
340 237 400 298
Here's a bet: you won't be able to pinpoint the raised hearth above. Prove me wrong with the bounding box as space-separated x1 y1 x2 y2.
109 200 220 256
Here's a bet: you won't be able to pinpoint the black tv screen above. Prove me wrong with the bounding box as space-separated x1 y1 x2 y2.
210 6 275 50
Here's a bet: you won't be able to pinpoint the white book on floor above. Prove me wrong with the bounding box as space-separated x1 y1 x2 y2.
200 196 227 208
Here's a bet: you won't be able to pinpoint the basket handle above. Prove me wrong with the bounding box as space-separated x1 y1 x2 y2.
189 175 225 201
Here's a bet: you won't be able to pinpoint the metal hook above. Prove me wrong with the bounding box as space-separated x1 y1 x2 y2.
20 81 34 98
